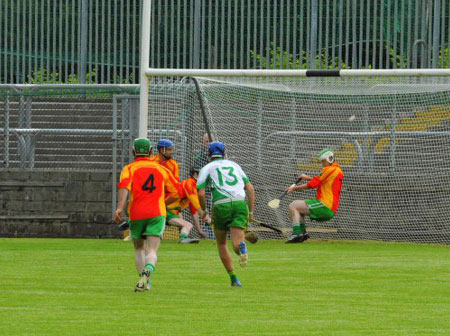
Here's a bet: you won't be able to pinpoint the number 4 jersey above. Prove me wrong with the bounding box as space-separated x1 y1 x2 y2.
197 159 250 205
117 157 181 220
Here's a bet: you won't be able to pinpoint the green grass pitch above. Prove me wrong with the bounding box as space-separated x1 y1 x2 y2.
1 238 450 336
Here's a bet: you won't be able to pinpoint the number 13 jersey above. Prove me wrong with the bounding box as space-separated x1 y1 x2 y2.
197 159 250 205
117 157 181 220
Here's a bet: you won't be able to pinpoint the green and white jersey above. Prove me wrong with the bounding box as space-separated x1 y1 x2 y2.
197 159 250 205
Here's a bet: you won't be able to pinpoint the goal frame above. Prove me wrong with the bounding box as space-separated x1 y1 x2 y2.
140 68 450 137
140 67 450 243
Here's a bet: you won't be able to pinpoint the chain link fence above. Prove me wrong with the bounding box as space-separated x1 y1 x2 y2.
0 85 139 170
1 1 450 84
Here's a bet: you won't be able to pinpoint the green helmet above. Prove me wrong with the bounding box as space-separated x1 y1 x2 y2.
133 138 151 156
318 148 334 164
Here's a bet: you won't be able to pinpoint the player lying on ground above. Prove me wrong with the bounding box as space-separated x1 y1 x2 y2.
197 141 255 287
285 148 343 244
114 138 181 292
166 167 210 243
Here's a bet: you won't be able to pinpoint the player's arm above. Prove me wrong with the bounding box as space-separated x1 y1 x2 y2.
161 166 183 204
286 173 320 193
186 181 211 225
114 188 129 223
197 188 211 224
198 188 207 216
287 183 310 193
244 182 255 220
173 161 180 182
114 166 132 223
165 195 178 206
191 211 207 238
236 165 255 220
297 168 337 193
298 173 312 181
196 166 210 221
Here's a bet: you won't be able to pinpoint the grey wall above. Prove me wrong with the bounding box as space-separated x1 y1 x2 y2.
0 170 117 238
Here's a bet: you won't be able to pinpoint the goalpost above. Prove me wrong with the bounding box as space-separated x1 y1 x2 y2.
141 68 450 244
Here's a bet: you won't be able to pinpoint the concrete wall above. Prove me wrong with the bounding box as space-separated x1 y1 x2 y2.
0 170 117 238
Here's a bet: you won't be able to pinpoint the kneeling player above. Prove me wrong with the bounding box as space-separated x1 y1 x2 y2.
285 148 343 243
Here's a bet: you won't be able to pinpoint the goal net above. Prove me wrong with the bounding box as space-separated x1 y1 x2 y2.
146 72 450 244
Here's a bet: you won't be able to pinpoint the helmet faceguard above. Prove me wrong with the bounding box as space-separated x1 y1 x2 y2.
318 148 335 164
157 139 174 159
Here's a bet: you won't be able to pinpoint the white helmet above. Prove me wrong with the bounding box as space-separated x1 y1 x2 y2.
318 148 335 164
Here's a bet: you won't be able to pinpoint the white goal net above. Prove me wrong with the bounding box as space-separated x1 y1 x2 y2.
147 73 450 244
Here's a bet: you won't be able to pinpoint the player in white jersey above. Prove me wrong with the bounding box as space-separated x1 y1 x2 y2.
197 141 255 287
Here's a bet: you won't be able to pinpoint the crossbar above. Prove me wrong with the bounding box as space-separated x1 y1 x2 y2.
145 68 450 77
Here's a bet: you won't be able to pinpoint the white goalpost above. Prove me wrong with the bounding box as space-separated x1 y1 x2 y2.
138 0 152 139
140 67 450 244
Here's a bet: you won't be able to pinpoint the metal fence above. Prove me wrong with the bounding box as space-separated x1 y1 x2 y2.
0 85 139 170
1 0 450 84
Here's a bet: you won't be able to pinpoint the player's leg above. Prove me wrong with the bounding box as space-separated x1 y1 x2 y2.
130 220 146 276
167 212 198 243
130 219 151 291
286 199 310 243
215 228 241 287
230 227 247 267
168 216 199 244
229 200 249 267
133 238 145 275
303 200 334 243
135 236 160 292
134 217 165 292
212 203 241 286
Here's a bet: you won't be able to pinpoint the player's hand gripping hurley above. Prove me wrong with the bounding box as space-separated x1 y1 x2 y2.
267 176 302 209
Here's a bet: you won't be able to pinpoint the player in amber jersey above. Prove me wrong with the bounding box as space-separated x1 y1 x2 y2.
114 138 181 292
122 138 180 242
166 167 210 243
284 148 343 244
149 139 180 181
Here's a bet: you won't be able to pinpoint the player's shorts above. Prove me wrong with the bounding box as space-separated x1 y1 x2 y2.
212 200 248 231
166 211 180 222
305 200 334 222
130 216 166 239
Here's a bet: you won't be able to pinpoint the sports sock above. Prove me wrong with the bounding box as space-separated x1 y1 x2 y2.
180 232 188 239
228 270 238 282
299 222 306 234
293 224 301 235
144 263 155 274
